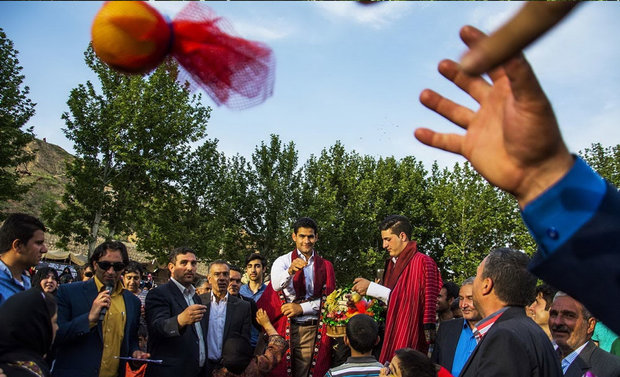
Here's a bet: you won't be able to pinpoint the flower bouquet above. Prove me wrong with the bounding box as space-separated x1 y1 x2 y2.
322 285 386 337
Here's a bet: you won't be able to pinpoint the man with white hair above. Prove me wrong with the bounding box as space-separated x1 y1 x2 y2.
549 292 620 377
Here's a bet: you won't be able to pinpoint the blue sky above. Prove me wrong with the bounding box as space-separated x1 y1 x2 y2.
1 2 619 169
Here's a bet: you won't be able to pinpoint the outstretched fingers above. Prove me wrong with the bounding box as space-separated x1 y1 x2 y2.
438 59 491 104
419 88 474 130
414 128 465 157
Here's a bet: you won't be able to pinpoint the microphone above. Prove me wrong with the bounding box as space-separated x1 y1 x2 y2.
99 283 114 321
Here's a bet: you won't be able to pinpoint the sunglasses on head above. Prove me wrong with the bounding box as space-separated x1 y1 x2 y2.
96 261 126 271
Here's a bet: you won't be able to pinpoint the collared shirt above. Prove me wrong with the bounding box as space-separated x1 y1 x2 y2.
366 256 399 304
451 319 477 377
207 292 228 360
0 259 31 306
240 283 266 347
240 282 266 302
271 250 320 321
473 307 509 343
170 277 206 367
94 276 126 377
556 342 588 374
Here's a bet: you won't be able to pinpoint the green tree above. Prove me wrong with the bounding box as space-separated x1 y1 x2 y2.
43 47 210 255
245 135 302 265
580 143 620 187
0 28 35 210
427 162 535 282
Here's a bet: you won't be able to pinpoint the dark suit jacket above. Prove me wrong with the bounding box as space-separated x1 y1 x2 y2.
460 306 562 377
145 280 209 377
529 181 620 336
205 293 252 348
565 341 620 377
431 318 466 372
238 294 259 331
52 280 141 377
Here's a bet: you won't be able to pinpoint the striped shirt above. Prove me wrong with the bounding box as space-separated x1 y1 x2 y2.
325 356 383 377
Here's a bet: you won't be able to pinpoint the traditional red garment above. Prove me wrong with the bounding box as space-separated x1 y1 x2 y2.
379 241 442 363
257 251 335 377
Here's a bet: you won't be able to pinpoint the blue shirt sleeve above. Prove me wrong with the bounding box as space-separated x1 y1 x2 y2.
521 156 607 257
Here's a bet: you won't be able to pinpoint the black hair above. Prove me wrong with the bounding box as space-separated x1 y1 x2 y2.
535 283 558 311
292 217 318 234
345 314 378 354
168 246 196 265
442 281 460 301
394 348 437 377
229 265 242 275
0 213 46 253
379 215 412 239
221 336 252 374
482 248 536 307
89 241 129 265
32 267 59 293
245 253 267 268
124 261 144 276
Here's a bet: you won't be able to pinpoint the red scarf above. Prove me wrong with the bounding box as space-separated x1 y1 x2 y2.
257 251 335 377
383 241 418 289
291 250 327 299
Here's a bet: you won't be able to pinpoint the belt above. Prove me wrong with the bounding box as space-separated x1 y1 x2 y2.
292 318 319 326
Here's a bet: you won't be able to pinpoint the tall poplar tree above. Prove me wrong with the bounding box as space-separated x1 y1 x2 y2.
0 29 35 210
43 47 210 255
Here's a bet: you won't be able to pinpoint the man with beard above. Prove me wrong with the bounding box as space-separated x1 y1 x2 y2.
53 241 147 377
549 293 620 377
432 277 481 377
145 247 208 377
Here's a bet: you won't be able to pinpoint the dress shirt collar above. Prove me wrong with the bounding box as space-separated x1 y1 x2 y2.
0 259 29 287
295 249 315 262
170 277 196 297
94 275 123 295
211 291 229 303
557 341 588 373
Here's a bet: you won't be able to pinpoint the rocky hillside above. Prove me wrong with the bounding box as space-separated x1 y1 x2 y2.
2 138 73 218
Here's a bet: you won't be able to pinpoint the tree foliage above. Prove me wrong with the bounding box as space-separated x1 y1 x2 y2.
0 28 35 210
43 47 210 255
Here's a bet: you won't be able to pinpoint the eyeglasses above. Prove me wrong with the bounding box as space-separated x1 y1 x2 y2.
84 271 94 277
96 261 126 271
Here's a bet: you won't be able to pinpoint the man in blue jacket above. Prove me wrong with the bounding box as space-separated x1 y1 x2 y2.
52 241 148 377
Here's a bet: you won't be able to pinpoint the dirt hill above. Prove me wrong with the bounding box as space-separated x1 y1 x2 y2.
2 138 73 218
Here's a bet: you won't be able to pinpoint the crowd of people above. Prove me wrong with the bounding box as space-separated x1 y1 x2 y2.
2 2 620 377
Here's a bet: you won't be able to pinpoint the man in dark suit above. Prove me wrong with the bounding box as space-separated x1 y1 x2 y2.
145 247 208 377
52 241 147 377
204 260 252 375
228 265 259 344
549 293 620 377
431 277 480 377
460 248 562 377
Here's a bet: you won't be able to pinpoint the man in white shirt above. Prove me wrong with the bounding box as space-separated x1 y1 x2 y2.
145 247 208 377
205 260 251 376
549 292 620 377
268 217 335 377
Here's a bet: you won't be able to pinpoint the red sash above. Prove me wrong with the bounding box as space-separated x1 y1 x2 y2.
383 241 418 289
257 251 335 377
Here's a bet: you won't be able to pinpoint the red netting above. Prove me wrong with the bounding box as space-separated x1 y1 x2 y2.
171 3 275 110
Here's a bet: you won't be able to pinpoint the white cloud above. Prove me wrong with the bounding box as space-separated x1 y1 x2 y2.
315 2 411 29
233 19 295 41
